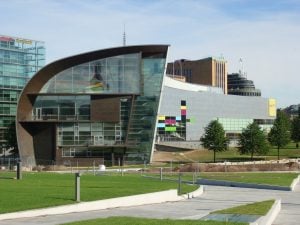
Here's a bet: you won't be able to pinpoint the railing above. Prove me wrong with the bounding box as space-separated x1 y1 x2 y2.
0 157 19 170
31 114 90 121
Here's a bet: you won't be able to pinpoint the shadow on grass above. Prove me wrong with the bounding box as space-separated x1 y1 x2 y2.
45 196 74 201
0 176 15 180
84 186 113 189
216 157 266 162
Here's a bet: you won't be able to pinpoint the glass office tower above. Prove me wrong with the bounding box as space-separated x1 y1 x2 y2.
0 35 45 147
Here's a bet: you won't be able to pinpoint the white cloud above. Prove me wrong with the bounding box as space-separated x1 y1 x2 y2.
1 0 299 107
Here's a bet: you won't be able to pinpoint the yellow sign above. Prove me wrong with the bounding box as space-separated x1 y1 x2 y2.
158 115 165 120
268 98 276 117
16 38 32 45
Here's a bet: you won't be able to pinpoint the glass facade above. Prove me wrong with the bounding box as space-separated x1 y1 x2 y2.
28 50 166 163
41 54 140 94
32 95 91 121
0 35 45 144
125 57 165 161
218 118 253 132
218 117 274 145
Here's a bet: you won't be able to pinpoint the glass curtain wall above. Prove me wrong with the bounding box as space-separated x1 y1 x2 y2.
32 95 90 121
126 56 166 161
0 35 45 144
34 53 138 159
58 98 130 157
41 53 140 94
31 51 166 162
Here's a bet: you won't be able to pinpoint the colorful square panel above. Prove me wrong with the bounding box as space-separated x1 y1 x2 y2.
157 123 165 128
165 126 176 132
158 115 165 120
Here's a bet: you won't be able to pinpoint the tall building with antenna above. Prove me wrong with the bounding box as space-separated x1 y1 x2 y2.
227 58 261 96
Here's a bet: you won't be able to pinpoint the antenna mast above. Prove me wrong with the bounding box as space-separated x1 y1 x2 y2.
123 23 126 46
239 58 245 77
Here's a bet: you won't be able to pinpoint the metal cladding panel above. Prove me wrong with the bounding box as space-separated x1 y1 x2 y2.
90 96 120 122
159 86 274 140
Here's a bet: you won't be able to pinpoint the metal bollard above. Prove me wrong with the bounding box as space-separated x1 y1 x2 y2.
193 172 196 184
93 160 95 176
75 172 81 202
178 172 182 195
17 161 22 180
160 167 163 181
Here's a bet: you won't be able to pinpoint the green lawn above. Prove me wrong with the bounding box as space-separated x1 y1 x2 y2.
153 142 300 164
213 200 275 215
0 172 197 214
199 172 298 186
61 216 247 225
145 172 298 187
203 146 300 162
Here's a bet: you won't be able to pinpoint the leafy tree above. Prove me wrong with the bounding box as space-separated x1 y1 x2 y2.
200 120 228 162
268 111 291 160
3 121 19 157
238 122 269 160
291 107 300 148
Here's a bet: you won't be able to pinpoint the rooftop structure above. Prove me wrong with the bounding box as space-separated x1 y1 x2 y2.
227 73 261 97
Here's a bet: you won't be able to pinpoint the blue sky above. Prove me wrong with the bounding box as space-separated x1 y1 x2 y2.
1 0 299 108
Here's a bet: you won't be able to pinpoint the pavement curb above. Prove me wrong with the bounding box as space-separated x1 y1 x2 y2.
0 186 203 221
198 178 295 191
290 175 300 191
250 199 281 225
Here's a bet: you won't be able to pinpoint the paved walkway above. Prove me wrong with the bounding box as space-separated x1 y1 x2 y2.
1 184 299 225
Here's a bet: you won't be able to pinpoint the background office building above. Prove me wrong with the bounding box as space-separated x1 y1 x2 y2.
16 45 167 166
157 76 275 147
0 35 45 146
166 57 228 94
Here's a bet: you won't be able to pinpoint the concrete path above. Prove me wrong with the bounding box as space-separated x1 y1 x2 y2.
1 184 299 225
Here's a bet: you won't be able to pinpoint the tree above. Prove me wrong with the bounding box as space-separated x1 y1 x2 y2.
291 107 300 148
3 121 19 158
268 111 291 160
200 120 228 163
238 122 269 160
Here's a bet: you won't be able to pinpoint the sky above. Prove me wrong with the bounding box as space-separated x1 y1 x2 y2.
1 0 299 108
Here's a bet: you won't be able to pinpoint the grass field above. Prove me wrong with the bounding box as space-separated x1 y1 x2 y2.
153 143 300 164
145 172 298 187
61 216 247 225
0 172 197 214
198 172 298 186
212 200 275 215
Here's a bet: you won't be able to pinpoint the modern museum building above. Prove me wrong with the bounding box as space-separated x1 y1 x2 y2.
16 45 276 166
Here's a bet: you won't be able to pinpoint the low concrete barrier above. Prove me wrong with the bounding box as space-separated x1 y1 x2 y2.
0 186 203 221
290 175 300 191
198 179 292 191
250 199 281 225
182 185 203 199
